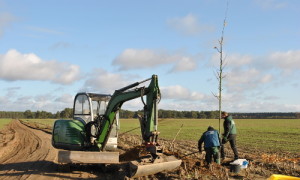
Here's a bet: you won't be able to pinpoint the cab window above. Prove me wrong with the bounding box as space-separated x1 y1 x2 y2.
74 95 90 115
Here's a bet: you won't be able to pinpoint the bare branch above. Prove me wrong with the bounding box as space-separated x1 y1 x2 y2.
211 92 219 100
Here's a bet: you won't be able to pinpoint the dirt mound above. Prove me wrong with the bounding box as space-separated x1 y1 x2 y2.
0 120 299 179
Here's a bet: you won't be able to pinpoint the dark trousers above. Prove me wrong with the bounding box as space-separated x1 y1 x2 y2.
205 146 220 164
221 134 239 159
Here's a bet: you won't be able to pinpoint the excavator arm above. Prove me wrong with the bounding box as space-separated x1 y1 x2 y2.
95 75 160 151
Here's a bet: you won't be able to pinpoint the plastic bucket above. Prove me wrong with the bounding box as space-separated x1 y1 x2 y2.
230 164 241 173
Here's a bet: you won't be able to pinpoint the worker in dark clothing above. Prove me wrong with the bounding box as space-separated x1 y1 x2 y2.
220 111 239 160
198 126 221 164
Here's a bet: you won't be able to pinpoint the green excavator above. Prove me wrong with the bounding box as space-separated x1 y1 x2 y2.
52 74 181 178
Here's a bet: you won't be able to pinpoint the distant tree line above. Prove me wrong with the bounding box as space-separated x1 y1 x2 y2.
231 112 300 119
118 110 219 119
0 109 299 119
0 108 73 119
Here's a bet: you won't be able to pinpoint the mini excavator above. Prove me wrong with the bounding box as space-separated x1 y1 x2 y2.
52 75 181 178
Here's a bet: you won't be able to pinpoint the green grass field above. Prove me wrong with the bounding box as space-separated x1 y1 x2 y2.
0 119 12 129
118 118 300 153
21 118 300 153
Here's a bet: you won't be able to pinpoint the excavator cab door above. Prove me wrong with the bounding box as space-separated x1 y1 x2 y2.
73 93 92 124
73 93 119 150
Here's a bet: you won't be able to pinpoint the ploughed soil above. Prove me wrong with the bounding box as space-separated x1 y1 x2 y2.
0 119 299 180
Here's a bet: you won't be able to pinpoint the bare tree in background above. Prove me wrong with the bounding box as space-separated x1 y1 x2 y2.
213 1 229 134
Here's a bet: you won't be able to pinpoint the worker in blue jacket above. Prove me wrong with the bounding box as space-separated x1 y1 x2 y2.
198 126 221 164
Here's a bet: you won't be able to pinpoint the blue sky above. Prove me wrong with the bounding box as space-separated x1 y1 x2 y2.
0 0 299 113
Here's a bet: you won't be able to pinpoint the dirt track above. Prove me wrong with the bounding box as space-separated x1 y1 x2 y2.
0 120 299 180
0 120 114 179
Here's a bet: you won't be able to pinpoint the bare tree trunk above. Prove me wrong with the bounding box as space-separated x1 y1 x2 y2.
214 1 229 135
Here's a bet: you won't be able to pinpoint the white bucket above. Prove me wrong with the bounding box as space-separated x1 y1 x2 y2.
230 159 248 169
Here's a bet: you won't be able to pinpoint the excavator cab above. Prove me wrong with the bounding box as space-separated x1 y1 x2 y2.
52 93 119 151
73 93 119 151
73 93 110 124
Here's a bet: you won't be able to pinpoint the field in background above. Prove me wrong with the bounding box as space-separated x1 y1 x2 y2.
0 119 12 129
19 118 300 153
119 118 300 153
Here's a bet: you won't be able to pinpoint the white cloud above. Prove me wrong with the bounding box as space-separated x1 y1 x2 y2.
169 57 197 72
210 53 253 68
0 92 74 113
113 48 197 72
205 49 300 112
167 14 214 36
161 85 205 101
225 68 273 92
210 50 300 94
113 49 175 70
227 101 300 112
0 12 17 37
0 49 81 84
210 52 269 93
83 69 136 93
267 50 300 72
55 93 73 104
226 54 253 67
261 74 273 83
33 94 56 109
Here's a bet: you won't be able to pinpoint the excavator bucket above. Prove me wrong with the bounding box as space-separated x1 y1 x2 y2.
129 155 182 178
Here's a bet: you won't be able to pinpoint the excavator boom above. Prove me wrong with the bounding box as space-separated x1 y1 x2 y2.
96 74 160 150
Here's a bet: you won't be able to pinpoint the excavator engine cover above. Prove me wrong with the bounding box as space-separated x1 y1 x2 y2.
52 119 86 151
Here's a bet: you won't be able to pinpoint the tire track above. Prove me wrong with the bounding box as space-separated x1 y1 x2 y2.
0 120 55 180
0 120 111 180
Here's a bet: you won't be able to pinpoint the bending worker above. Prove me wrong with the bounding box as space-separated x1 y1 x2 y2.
198 126 221 164
221 111 239 160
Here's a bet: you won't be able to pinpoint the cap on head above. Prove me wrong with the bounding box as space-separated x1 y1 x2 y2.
207 126 214 131
222 111 228 117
